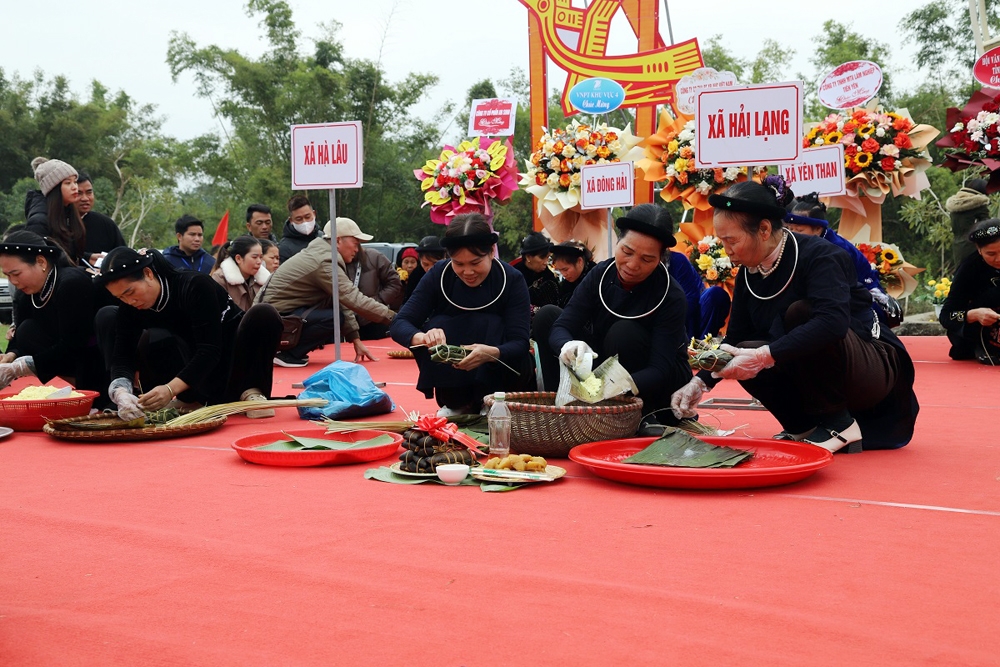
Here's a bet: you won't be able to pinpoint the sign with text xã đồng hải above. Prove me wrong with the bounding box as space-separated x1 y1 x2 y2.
290 121 364 190
695 81 804 169
579 162 634 210
779 144 846 198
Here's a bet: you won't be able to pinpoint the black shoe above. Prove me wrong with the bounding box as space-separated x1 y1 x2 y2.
636 415 666 438
273 352 308 368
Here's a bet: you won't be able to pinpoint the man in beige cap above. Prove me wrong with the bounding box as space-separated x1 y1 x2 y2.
256 217 395 366
336 218 403 340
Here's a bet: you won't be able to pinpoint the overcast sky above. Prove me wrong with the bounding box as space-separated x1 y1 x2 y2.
2 0 928 143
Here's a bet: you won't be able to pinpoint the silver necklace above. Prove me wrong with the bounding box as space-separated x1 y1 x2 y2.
31 266 57 309
151 274 170 312
598 261 671 320
744 231 799 301
440 260 506 311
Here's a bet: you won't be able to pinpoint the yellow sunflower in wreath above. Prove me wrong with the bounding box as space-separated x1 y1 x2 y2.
857 124 876 138
882 248 899 263
855 152 873 168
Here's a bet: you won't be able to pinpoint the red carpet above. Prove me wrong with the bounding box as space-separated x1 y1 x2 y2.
2 337 998 665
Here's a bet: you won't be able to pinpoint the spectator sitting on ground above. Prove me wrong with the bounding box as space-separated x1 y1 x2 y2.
211 236 271 312
245 204 278 242
74 171 127 267
162 215 215 274
255 219 395 367
277 195 322 263
403 235 447 302
343 224 403 340
260 238 280 273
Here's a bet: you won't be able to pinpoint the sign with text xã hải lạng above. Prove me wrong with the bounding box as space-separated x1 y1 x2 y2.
290 121 364 190
695 81 804 169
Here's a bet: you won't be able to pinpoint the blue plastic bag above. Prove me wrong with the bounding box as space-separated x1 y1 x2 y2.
296 360 395 420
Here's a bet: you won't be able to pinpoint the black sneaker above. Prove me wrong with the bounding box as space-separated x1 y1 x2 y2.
273 352 308 368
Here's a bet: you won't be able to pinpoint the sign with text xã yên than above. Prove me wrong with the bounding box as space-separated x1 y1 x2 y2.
779 144 846 198
290 121 364 190
467 98 517 136
579 162 634 210
695 81 804 169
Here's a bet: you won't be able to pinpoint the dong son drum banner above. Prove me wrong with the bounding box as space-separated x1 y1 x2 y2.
779 144 847 197
695 82 804 168
290 121 364 190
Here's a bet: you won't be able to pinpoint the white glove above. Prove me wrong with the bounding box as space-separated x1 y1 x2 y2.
0 356 34 389
559 340 595 368
671 376 708 419
712 344 775 381
110 382 144 421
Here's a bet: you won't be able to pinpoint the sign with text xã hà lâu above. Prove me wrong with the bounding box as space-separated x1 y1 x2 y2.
779 144 846 198
695 81 804 169
290 121 364 190
468 98 517 137
579 162 634 210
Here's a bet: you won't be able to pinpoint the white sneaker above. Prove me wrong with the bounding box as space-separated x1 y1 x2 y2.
803 420 862 453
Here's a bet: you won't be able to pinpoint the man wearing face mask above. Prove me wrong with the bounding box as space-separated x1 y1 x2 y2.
277 195 323 263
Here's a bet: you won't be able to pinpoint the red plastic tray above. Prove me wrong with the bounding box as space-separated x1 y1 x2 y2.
232 429 402 467
568 436 833 490
0 390 100 431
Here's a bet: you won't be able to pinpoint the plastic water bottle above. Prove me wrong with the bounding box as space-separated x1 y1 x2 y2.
488 392 511 459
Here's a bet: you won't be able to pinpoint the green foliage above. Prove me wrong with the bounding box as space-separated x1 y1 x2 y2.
166 1 440 243
702 35 795 84
900 0 1000 98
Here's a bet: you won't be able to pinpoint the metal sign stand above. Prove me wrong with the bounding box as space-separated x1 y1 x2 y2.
329 189 341 361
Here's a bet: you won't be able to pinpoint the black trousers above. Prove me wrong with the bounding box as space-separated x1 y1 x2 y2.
96 304 282 403
736 301 899 433
14 318 109 405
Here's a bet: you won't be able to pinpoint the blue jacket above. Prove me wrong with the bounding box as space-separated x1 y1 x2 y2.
162 246 215 274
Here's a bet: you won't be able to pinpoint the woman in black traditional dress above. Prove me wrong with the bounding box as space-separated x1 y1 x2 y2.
533 204 691 432
389 214 533 416
549 240 596 308
939 219 1000 364
0 231 106 396
94 246 283 420
512 231 559 311
670 177 918 452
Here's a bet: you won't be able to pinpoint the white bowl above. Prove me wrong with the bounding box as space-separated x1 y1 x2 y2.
436 463 470 485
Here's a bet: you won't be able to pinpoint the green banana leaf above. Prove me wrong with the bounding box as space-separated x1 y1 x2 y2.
623 428 752 468
255 433 396 451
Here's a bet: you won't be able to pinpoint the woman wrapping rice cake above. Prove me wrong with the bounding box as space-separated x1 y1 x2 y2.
938 218 1000 364
0 231 106 397
670 177 918 452
389 214 533 416
94 246 283 420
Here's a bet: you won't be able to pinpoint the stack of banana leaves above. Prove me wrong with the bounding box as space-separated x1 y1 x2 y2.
623 428 752 468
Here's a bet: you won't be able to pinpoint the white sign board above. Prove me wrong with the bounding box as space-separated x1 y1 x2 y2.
818 61 883 110
695 81 804 168
467 97 517 136
290 121 364 190
579 162 634 210
779 144 847 198
675 67 739 116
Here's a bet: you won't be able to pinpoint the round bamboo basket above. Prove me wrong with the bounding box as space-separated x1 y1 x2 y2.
482 392 643 458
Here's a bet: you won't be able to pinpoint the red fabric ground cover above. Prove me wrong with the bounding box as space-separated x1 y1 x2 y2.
1 337 998 665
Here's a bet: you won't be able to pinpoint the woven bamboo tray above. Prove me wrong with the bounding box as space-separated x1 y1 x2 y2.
43 413 228 442
482 391 643 458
